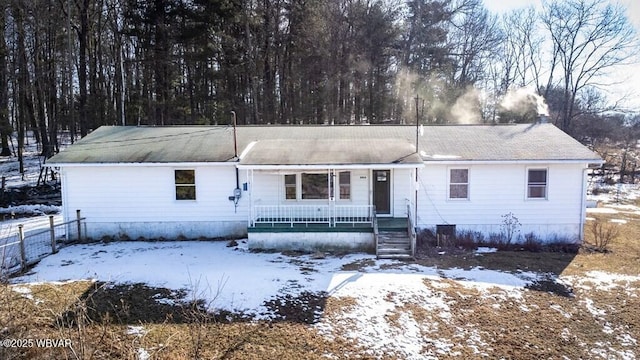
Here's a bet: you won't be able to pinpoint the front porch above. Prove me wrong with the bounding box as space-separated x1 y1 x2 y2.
246 204 415 258
241 165 420 257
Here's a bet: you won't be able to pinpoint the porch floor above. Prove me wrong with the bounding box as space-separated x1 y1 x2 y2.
248 217 407 233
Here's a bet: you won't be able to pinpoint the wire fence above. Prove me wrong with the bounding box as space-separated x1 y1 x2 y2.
1 213 85 278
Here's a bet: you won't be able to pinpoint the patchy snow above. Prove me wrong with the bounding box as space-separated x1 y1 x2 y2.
439 266 537 289
475 247 497 254
11 240 562 359
136 348 151 360
583 298 606 317
0 205 60 217
588 180 640 215
7 239 640 359
321 272 454 358
564 271 640 292
0 134 50 189
14 240 362 316
586 207 619 214
609 218 627 224
126 325 147 337
11 285 36 302
15 240 538 320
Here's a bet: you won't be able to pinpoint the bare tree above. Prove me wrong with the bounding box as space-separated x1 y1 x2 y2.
541 0 639 132
448 0 501 89
501 7 544 92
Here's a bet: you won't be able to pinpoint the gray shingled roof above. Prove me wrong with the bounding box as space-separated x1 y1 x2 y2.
47 123 602 165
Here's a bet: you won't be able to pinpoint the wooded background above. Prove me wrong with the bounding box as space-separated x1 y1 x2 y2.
0 0 639 161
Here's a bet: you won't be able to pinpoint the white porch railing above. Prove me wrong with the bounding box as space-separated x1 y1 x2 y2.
252 205 375 227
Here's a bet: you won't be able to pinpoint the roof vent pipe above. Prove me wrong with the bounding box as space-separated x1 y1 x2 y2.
537 114 548 124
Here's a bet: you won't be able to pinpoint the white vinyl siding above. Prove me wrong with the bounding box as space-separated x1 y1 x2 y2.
416 163 585 241
61 165 247 225
58 165 251 240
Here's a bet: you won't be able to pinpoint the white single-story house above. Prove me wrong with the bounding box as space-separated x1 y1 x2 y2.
47 124 602 258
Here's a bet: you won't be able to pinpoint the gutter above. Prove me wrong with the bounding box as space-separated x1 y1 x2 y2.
237 163 424 170
45 162 237 168
423 159 605 165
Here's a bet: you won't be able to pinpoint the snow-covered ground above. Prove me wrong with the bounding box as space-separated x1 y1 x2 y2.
1 133 65 274
13 240 535 317
0 134 51 190
10 240 639 358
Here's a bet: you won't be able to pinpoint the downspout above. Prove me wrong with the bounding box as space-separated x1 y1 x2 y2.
415 98 419 231
415 167 419 231
579 166 588 242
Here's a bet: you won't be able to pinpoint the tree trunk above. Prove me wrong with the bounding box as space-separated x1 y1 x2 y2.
0 6 11 156
77 0 90 137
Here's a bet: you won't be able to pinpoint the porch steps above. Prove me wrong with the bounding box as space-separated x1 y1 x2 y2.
377 230 413 259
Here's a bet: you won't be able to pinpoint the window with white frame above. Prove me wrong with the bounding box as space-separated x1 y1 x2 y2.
449 168 469 199
527 168 547 199
338 171 351 200
284 174 296 200
175 170 196 200
284 171 350 201
301 173 329 199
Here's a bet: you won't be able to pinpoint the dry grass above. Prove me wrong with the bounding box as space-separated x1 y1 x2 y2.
0 281 372 359
1 215 639 359
414 280 640 359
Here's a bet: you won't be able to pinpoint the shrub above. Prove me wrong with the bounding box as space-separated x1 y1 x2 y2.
586 220 619 252
416 228 436 247
500 212 521 246
455 230 483 250
523 232 543 252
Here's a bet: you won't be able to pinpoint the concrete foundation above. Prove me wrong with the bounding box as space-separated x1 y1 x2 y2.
248 232 375 252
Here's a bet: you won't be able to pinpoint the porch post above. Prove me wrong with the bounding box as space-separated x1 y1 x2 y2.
248 169 253 227
329 168 335 227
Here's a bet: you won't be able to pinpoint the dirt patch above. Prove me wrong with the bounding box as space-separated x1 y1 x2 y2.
340 258 375 271
1 184 61 208
58 282 254 326
525 277 574 297
415 247 578 275
261 291 328 324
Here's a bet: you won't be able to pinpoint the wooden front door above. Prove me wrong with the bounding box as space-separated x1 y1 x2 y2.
373 170 391 215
